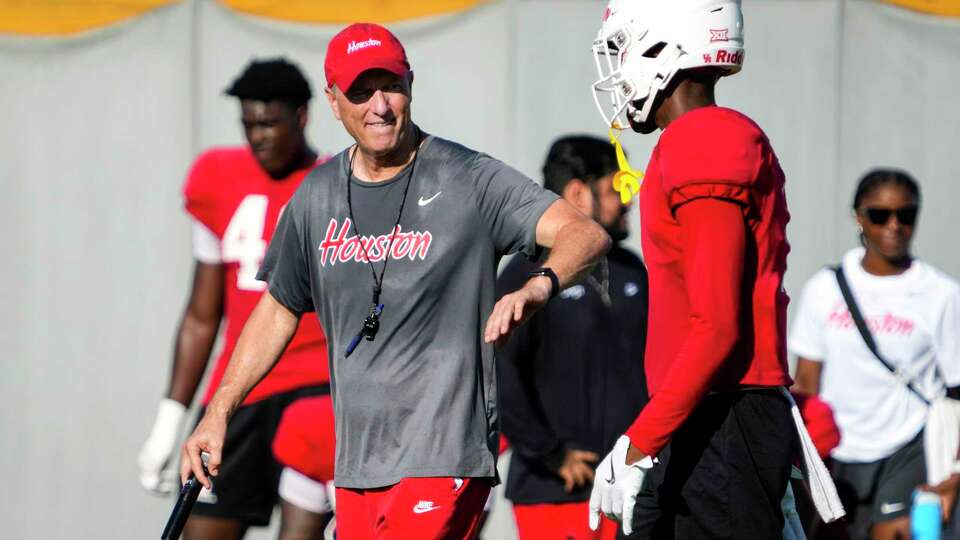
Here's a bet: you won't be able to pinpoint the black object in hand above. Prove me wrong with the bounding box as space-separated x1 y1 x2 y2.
161 452 211 540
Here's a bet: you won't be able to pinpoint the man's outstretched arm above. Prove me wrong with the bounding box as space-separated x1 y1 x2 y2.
180 290 300 488
484 199 610 344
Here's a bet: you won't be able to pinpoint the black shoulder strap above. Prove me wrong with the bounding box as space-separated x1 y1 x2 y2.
833 265 930 405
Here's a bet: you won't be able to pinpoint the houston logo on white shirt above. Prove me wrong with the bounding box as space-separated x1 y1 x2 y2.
826 304 915 336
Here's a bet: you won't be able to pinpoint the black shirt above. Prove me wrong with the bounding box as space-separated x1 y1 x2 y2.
496 244 649 504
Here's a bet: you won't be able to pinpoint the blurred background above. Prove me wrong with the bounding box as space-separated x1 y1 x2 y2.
2 0 959 538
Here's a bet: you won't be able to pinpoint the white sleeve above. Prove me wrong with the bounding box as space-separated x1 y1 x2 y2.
788 273 828 362
191 219 221 264
935 284 960 387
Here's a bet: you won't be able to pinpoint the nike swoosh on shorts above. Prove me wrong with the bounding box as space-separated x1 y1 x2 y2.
880 502 906 514
413 501 441 514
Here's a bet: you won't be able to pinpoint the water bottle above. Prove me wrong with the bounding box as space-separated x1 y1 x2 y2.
911 489 942 540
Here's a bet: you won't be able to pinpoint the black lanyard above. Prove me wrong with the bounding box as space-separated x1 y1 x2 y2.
343 136 420 357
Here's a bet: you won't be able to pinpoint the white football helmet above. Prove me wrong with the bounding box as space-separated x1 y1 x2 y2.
591 0 745 129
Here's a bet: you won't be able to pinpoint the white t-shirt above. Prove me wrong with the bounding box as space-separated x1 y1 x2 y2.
789 248 960 462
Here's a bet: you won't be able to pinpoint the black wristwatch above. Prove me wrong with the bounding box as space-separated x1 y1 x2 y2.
527 267 560 300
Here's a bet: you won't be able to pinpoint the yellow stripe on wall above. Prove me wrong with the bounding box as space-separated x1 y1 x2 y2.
882 0 960 16
0 0 178 36
4 0 952 38
219 0 485 24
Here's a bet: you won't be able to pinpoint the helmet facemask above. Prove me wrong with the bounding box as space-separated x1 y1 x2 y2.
592 21 684 130
591 25 640 130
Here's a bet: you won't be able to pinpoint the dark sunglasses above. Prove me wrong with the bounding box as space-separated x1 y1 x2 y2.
860 206 919 226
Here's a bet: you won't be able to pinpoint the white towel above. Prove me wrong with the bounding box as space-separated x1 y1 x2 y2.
779 387 846 523
924 396 960 486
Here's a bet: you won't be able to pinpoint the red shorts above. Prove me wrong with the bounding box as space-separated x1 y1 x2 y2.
513 501 618 540
271 395 336 482
336 477 491 539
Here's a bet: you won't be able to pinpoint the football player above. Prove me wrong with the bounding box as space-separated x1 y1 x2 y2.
138 58 334 540
588 2 798 537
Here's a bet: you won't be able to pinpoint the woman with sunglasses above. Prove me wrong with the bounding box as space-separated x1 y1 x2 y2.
790 169 960 540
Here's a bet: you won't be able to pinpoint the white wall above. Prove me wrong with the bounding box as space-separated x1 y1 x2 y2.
0 3 195 537
2 1 959 538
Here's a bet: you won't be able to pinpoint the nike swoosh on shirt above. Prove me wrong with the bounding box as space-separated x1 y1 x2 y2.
880 502 906 514
418 192 441 206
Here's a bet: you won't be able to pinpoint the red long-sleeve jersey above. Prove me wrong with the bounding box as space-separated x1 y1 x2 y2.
626 106 793 456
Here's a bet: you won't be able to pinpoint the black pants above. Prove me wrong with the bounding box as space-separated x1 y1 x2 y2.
622 389 795 540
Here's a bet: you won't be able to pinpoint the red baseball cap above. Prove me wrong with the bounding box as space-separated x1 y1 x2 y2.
325 23 410 91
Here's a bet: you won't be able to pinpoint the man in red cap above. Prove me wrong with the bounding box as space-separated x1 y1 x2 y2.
182 22 611 539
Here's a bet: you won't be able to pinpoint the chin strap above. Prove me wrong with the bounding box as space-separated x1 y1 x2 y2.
608 126 645 204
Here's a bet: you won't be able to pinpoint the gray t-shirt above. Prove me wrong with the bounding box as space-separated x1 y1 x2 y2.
257 135 559 488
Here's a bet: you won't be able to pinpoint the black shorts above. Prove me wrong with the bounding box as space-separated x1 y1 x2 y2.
622 388 795 540
831 432 925 540
192 385 330 526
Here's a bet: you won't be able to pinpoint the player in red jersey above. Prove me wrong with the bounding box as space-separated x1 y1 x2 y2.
586 1 843 538
137 58 334 540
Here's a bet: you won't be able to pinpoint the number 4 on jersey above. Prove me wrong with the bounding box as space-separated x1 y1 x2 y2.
222 195 269 291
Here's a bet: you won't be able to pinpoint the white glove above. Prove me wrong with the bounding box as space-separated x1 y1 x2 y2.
588 435 654 536
138 398 187 495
